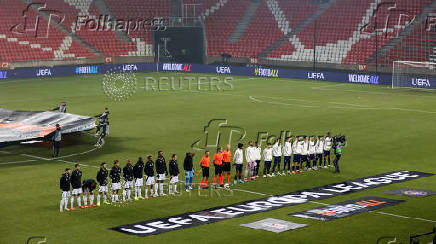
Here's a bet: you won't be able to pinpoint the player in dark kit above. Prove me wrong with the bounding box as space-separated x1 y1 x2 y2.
168 154 179 195
94 107 109 135
144 155 156 199
122 160 134 201
110 160 122 203
155 151 168 196
70 164 83 210
52 102 67 113
82 178 97 207
95 118 109 147
133 157 145 200
96 162 109 206
59 168 71 212
183 152 194 191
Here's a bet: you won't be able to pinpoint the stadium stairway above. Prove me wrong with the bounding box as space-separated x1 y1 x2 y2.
226 0 262 43
22 0 101 59
199 0 229 21
103 0 170 56
365 0 436 66
65 0 136 56
93 0 130 42
265 0 386 64
259 0 335 58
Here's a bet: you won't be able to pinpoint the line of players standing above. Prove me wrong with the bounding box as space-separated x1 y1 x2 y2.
59 132 339 212
59 151 180 212
198 132 337 189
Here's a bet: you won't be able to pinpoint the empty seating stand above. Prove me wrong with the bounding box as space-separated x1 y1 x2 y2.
0 0 432 67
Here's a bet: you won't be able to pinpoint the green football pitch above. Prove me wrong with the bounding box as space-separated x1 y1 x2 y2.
0 72 435 244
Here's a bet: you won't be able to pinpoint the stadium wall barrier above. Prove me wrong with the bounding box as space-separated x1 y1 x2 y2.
0 62 434 89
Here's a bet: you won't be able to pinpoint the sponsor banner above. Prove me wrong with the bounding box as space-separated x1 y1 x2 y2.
36 68 54 77
0 108 95 145
0 70 8 79
215 66 232 74
0 61 396 87
347 73 380 84
385 188 436 198
75 65 99 74
0 63 156 80
240 218 307 233
408 77 436 89
254 67 279 78
110 171 433 237
291 196 404 221
161 63 192 72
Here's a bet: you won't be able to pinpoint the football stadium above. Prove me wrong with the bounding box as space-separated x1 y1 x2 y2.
0 0 436 243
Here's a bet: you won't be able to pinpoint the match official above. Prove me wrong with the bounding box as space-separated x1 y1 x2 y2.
52 124 62 157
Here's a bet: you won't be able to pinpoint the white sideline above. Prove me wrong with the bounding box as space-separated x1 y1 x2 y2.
232 188 436 223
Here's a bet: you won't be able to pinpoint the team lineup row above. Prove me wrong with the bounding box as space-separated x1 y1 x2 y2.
59 133 344 212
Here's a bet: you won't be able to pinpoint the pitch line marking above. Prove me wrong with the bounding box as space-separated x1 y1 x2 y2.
328 102 373 108
375 211 411 219
254 95 311 103
232 188 273 196
0 159 36 165
21 154 51 161
413 217 436 223
248 96 319 108
317 83 348 88
248 96 262 103
56 147 98 159
312 86 436 98
57 159 99 168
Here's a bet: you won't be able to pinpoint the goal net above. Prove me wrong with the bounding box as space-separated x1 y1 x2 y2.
392 61 436 89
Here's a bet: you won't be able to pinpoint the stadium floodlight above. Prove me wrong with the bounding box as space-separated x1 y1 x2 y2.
392 61 436 89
